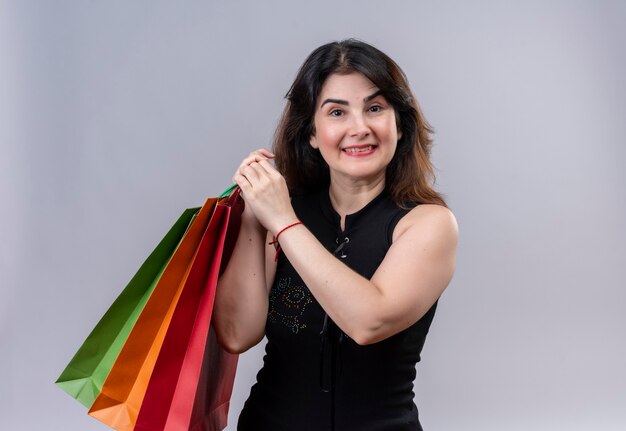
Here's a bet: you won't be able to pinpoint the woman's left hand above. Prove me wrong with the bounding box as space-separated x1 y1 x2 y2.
232 150 299 235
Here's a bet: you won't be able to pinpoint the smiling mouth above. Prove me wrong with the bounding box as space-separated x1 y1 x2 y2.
343 145 376 153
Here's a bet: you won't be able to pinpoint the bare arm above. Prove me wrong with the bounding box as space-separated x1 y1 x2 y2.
235 156 458 346
213 151 278 353
277 204 457 345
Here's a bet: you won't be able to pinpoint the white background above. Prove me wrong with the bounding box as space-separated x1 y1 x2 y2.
1 1 625 430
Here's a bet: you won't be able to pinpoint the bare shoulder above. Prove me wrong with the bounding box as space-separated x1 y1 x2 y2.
392 204 459 247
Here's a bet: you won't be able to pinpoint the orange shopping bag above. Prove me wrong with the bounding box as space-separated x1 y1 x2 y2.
135 190 242 431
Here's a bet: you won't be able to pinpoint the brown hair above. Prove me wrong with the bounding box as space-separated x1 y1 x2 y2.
273 39 446 208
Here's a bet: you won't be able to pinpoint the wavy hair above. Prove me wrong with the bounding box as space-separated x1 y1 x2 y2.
273 39 446 208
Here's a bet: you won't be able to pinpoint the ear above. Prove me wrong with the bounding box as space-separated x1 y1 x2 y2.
309 134 319 149
397 127 403 141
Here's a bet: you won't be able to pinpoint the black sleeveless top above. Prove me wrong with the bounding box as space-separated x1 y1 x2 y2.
237 189 438 431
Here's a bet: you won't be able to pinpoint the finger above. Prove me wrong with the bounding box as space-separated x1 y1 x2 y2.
236 149 275 179
250 148 274 157
233 173 252 192
240 163 263 184
256 148 275 158
246 161 273 183
253 161 281 183
239 154 270 172
248 153 269 162
256 158 278 175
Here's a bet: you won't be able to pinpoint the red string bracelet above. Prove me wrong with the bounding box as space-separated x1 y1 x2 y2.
269 221 303 262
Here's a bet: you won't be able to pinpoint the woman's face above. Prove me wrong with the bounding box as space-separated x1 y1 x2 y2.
310 72 401 185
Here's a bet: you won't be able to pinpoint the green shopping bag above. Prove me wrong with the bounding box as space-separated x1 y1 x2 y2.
55 208 199 408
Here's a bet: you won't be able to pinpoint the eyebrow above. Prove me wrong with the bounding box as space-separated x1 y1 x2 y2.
320 90 384 108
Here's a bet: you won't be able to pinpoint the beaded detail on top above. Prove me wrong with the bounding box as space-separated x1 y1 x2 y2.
268 277 313 334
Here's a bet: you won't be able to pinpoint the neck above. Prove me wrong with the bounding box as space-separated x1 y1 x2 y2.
327 174 386 219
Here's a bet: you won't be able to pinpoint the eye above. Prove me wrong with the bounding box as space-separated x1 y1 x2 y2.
330 109 344 117
369 105 383 113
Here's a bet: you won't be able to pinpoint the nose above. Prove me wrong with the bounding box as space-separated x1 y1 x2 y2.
348 112 370 139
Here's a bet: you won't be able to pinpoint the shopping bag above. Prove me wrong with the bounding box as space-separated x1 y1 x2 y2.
183 191 242 431
55 208 198 408
188 325 239 431
188 190 242 431
135 189 243 431
88 198 218 431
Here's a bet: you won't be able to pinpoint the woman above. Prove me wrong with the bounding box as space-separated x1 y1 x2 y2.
214 39 458 431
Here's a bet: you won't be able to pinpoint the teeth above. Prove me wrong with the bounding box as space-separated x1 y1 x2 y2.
344 146 373 153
